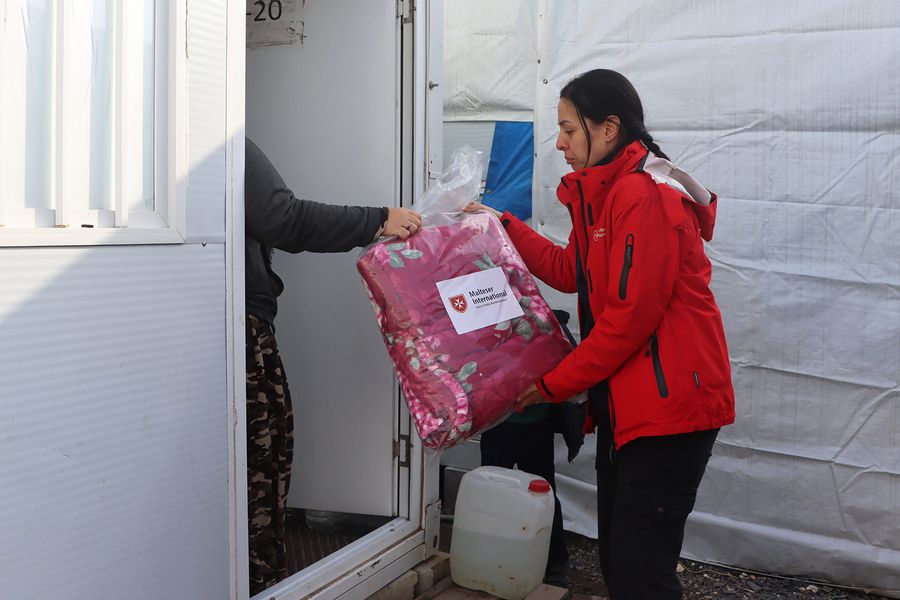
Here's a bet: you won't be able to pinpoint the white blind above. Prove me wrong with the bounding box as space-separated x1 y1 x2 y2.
0 0 157 230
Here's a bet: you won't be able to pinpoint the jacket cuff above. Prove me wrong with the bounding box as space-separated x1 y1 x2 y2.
535 376 562 403
537 364 583 403
372 206 390 239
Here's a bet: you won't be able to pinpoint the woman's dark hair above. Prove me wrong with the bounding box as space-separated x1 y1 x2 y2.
559 69 669 162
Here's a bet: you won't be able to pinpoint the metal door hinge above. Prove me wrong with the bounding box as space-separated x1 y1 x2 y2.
397 0 415 24
393 433 412 467
424 500 442 557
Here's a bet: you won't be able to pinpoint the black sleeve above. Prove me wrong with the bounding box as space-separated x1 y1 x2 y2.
245 138 385 253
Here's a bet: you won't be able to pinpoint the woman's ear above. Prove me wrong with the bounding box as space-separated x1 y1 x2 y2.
604 116 622 142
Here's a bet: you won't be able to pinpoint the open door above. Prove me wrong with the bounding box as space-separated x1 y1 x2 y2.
244 1 443 598
246 0 404 518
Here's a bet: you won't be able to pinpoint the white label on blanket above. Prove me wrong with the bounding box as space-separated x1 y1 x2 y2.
435 267 525 335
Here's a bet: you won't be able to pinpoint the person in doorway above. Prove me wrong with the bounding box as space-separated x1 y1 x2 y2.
467 69 734 599
245 138 422 595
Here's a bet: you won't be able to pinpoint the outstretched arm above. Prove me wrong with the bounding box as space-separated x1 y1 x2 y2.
464 202 577 293
246 139 420 252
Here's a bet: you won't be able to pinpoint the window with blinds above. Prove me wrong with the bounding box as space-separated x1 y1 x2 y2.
0 0 183 244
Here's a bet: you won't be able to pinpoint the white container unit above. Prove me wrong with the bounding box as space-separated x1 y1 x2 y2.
0 1 443 599
450 466 554 600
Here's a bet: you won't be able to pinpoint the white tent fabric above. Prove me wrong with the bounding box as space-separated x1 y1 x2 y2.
444 1 900 594
443 0 537 122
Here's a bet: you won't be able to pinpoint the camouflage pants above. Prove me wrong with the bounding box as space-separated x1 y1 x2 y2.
246 314 294 596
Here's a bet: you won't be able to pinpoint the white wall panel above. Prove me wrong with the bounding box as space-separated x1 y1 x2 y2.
185 0 228 241
0 0 235 596
0 244 228 600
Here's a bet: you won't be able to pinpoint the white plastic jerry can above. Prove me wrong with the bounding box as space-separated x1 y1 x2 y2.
449 466 554 600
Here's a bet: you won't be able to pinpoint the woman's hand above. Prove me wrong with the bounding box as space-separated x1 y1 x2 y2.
514 382 545 412
382 207 423 239
463 201 502 219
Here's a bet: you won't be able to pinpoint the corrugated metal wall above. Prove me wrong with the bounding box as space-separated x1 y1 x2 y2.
0 1 233 598
0 246 228 599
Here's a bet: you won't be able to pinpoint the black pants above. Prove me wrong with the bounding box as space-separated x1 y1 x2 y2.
595 425 718 599
480 418 569 570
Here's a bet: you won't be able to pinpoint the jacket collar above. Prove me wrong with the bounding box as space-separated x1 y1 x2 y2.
560 140 649 193
557 140 719 241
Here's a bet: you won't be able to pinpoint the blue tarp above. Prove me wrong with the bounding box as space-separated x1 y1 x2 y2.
482 121 534 221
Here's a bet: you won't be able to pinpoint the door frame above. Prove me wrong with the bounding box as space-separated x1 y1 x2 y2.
228 1 441 599
226 0 248 598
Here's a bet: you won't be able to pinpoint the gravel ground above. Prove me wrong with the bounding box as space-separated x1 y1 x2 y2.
439 522 887 599
565 531 886 599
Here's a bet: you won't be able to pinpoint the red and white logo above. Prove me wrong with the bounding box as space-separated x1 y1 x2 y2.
593 228 607 242
449 294 468 313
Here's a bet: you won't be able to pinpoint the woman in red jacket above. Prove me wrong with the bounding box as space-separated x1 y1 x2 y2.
469 69 734 599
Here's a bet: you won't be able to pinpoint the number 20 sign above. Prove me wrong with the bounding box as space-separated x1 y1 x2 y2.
246 0 305 48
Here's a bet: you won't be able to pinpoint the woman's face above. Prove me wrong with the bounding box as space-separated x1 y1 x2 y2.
556 98 618 170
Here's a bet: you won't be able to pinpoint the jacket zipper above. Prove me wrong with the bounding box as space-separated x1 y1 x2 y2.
607 389 617 433
618 233 634 300
565 202 577 244
649 332 669 398
576 180 592 294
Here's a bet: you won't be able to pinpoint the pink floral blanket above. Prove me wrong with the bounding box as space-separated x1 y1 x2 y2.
357 212 573 450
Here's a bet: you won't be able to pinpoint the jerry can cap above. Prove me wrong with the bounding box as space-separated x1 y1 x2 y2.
528 479 551 493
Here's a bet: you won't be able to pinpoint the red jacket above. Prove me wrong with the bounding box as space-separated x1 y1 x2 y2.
501 141 734 448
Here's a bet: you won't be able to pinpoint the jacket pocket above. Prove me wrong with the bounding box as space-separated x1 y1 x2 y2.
648 332 669 398
618 233 634 300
